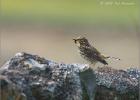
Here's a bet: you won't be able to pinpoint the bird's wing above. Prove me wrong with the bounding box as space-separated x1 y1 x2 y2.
84 46 100 58
90 46 101 55
86 46 108 65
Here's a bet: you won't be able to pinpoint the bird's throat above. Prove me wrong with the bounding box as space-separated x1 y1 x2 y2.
76 42 81 47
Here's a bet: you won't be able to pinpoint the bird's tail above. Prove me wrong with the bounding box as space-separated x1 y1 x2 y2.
106 56 120 61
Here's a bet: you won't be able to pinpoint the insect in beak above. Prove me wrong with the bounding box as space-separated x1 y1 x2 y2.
73 39 77 44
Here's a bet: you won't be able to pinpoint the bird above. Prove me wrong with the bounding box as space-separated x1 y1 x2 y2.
73 36 120 66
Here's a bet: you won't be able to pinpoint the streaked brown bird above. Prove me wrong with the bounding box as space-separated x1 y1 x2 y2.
73 36 120 66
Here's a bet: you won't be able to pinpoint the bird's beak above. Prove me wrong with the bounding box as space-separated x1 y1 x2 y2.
73 39 77 44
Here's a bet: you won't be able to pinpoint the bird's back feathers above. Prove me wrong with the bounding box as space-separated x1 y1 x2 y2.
79 45 108 65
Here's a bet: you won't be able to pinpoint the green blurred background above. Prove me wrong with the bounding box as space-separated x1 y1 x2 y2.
0 0 140 69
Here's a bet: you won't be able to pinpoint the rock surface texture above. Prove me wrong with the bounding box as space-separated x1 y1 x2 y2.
0 52 139 100
95 67 139 100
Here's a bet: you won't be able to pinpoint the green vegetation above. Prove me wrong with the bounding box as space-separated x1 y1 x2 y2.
1 0 140 25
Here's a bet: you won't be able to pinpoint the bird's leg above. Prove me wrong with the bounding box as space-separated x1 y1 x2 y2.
89 62 97 70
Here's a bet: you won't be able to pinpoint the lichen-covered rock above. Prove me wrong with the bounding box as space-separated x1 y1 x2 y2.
95 67 139 100
127 68 140 80
95 67 139 93
0 52 89 100
0 52 139 100
0 75 27 100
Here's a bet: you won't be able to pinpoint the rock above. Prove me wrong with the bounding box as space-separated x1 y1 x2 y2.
0 75 27 100
0 52 139 100
95 67 139 100
0 52 90 100
80 68 96 100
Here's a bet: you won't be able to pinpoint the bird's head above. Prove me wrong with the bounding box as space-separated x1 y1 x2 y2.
73 36 90 47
